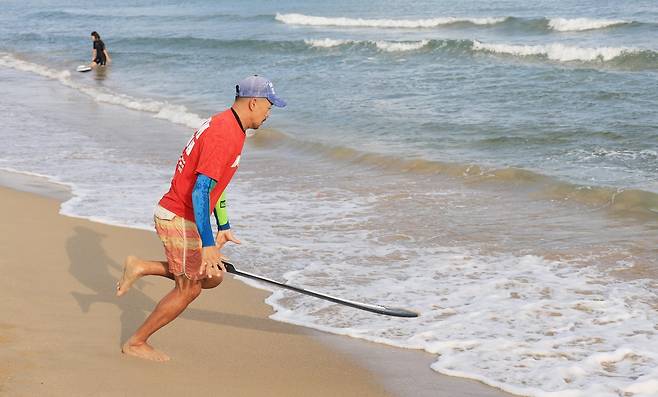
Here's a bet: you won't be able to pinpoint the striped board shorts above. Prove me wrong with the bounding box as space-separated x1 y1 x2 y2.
154 205 206 281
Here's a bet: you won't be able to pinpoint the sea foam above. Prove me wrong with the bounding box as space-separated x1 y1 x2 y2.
375 40 429 52
305 38 430 52
304 38 352 48
264 252 658 397
472 41 633 62
277 13 634 33
277 13 506 28
548 18 629 32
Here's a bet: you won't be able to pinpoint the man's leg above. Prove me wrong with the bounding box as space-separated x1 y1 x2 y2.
117 256 223 296
121 275 202 362
116 256 168 296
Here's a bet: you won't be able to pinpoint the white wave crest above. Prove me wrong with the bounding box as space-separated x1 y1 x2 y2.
304 38 352 48
375 40 429 52
276 13 505 28
548 18 628 32
0 52 205 128
472 40 633 62
305 38 429 52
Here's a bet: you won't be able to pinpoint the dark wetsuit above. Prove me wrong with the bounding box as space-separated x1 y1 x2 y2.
93 39 106 65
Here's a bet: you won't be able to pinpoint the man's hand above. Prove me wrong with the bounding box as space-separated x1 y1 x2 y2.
215 230 241 250
200 245 225 278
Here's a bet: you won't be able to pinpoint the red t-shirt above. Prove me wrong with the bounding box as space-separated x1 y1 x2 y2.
159 109 245 221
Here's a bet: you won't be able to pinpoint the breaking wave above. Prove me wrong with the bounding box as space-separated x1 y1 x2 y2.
276 13 507 28
547 17 630 32
276 13 644 33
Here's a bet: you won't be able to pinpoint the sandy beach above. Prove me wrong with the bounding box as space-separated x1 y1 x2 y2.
0 185 391 396
0 183 514 397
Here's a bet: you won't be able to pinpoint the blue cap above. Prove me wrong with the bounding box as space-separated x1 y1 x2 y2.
235 75 286 108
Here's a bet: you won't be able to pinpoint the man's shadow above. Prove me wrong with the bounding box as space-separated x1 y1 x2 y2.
66 226 294 345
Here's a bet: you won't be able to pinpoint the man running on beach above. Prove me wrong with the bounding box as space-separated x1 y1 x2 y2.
116 75 286 361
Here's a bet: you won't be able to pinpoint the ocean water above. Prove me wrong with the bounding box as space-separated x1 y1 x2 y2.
1 1 657 396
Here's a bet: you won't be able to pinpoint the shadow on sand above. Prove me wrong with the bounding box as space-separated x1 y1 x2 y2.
65 226 294 345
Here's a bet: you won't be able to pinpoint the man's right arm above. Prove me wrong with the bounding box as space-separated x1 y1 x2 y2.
191 173 216 248
191 173 224 276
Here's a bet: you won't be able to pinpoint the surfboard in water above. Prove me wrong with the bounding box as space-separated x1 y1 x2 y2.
76 65 92 72
222 261 419 318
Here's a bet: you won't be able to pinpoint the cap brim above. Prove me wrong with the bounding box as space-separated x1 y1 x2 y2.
268 94 286 108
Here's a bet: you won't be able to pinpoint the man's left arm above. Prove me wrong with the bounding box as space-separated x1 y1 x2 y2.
212 189 241 250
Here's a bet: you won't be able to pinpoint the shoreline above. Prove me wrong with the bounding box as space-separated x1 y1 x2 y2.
0 170 512 396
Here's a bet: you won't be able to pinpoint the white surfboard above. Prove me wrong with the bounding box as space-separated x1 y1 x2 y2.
76 65 92 72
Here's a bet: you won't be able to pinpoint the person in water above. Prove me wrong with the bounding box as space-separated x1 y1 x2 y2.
90 31 111 67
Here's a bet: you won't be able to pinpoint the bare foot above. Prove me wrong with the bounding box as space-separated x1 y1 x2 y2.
116 256 142 297
121 340 170 362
